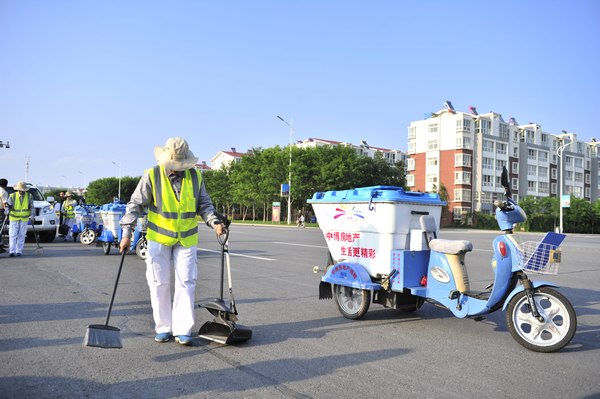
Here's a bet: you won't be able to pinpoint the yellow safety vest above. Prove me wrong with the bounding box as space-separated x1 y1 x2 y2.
9 192 31 222
146 165 200 247
63 199 76 218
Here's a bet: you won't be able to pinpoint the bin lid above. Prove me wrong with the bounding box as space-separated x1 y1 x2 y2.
100 202 127 212
308 185 446 206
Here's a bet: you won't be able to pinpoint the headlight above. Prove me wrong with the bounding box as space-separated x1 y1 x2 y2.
41 205 54 215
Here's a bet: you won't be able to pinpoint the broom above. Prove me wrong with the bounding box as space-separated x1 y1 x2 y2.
30 217 43 256
83 250 126 349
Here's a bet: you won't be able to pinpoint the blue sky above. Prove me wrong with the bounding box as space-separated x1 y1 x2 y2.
1 1 599 189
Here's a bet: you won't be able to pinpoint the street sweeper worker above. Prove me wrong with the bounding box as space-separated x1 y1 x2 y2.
61 192 78 242
119 137 224 346
6 181 34 257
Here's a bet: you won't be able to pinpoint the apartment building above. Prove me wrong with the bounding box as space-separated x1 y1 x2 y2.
407 101 600 221
296 137 406 165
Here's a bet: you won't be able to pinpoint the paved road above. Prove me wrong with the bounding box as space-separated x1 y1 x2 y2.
0 226 599 398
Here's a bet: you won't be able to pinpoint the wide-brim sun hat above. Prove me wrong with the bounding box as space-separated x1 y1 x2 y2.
154 137 199 171
15 181 29 192
65 191 73 197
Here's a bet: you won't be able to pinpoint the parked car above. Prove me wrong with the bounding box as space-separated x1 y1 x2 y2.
4 183 57 243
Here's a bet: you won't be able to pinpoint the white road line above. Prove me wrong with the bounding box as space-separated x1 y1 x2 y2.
198 248 276 261
273 241 328 249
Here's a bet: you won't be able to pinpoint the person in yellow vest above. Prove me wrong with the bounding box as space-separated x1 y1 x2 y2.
6 181 34 257
119 137 224 346
61 192 78 242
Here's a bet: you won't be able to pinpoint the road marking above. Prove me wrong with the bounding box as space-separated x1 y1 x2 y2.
198 248 276 261
274 241 328 249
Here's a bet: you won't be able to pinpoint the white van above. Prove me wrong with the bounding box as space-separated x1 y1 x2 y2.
4 183 57 242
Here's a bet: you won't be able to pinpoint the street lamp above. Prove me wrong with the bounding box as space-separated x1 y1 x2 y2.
277 115 293 225
557 132 575 234
112 161 121 200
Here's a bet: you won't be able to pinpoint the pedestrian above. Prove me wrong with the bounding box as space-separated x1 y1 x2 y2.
297 214 305 228
0 178 8 253
61 191 77 242
119 137 224 346
6 181 34 257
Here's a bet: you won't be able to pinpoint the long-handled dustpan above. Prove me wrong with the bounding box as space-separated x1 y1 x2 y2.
0 214 7 253
198 216 252 345
83 250 126 349
30 217 43 256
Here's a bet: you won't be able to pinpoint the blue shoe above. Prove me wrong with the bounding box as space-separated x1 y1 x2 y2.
9 253 15 257
154 333 172 343
16 253 22 257
175 335 193 346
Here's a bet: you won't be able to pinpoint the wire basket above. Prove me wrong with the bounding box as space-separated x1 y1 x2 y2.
517 241 562 275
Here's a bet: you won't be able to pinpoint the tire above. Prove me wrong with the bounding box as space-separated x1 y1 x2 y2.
334 284 371 320
102 242 111 255
506 286 577 353
135 236 148 260
79 229 96 245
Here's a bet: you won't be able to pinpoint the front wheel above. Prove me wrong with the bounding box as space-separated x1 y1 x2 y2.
102 242 111 255
80 229 96 245
334 284 371 320
506 286 577 352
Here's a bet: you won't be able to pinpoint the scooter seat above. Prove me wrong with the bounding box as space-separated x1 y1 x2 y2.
429 239 473 255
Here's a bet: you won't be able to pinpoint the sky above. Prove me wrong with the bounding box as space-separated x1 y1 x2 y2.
1 1 599 189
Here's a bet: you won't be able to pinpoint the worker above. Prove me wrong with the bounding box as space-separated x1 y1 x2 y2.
61 192 78 242
0 178 9 253
6 181 34 257
119 137 223 346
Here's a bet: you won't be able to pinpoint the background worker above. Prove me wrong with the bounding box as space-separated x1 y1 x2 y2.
6 181 34 257
61 192 77 242
119 137 223 346
0 178 8 253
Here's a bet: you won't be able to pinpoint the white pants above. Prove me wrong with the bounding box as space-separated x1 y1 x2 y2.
9 220 28 255
146 240 198 336
64 218 74 239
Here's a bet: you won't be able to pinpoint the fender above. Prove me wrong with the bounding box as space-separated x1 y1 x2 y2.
321 262 381 291
98 229 115 243
502 281 559 311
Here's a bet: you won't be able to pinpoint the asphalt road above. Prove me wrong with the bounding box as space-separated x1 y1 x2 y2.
0 226 599 399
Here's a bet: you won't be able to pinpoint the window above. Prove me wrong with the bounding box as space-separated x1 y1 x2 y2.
456 135 472 149
407 158 415 171
575 158 583 168
454 189 471 202
453 207 465 221
528 165 537 176
408 126 416 139
541 133 548 144
513 147 519 157
456 119 471 132
427 157 438 167
428 140 439 150
482 175 493 187
454 171 472 185
575 172 583 182
427 174 438 185
526 130 535 144
428 124 438 133
585 187 591 198
499 123 509 139
528 149 537 160
496 160 507 171
407 174 415 186
552 154 557 164
528 181 537 191
538 166 548 178
551 168 557 179
496 143 507 155
408 142 416 154
585 173 591 184
539 182 549 193
539 151 548 162
551 182 557 194
483 140 494 152
482 157 494 170
512 162 519 174
476 119 491 135
565 156 572 166
512 178 518 190
454 153 472 167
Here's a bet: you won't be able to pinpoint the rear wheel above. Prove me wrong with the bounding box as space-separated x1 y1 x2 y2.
506 286 577 352
135 236 148 260
102 242 111 255
79 229 96 245
334 284 371 320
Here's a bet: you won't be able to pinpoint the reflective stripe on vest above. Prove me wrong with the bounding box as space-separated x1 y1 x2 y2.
64 200 76 218
146 165 200 247
9 192 31 222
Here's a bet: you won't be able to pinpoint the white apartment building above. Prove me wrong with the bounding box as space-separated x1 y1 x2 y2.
296 137 406 165
407 101 599 221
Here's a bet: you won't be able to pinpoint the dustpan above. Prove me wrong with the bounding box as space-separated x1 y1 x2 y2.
198 215 252 345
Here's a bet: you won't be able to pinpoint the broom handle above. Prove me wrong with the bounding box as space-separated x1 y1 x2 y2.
105 250 127 326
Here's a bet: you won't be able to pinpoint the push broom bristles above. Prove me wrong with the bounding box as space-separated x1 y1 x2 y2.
84 324 122 349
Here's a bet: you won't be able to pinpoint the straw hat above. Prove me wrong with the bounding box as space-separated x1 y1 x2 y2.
14 181 29 192
154 137 198 171
65 191 73 197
